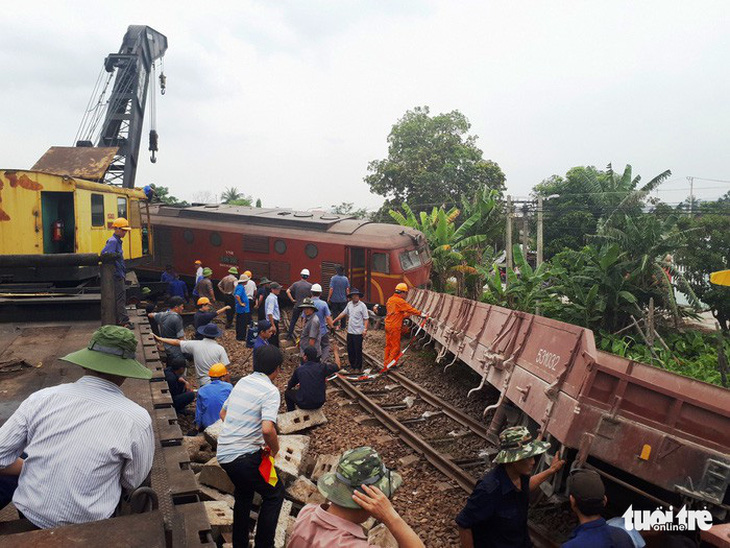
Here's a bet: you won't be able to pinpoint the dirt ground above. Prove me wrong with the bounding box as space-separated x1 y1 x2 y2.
175 312 573 546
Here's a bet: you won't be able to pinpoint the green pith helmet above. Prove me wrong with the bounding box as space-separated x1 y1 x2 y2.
228 266 239 275
493 426 550 464
61 325 152 380
141 287 151 296
317 447 402 509
298 297 317 310
202 267 213 277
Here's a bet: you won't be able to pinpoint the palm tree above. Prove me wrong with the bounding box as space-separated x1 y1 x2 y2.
221 187 243 204
390 203 463 292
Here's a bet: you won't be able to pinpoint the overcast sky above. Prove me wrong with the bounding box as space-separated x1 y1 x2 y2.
2 1 729 211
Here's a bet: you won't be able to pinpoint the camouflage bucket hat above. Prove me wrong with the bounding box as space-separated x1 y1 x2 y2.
493 426 550 464
298 297 317 310
61 325 152 380
317 447 402 509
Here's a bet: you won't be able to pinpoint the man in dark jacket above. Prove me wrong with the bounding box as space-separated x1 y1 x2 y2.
285 344 340 411
164 356 195 414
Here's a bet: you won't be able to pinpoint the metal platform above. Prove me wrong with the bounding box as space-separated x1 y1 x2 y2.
0 310 214 547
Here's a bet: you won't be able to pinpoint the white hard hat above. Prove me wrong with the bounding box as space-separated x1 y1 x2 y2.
300 268 310 276
311 283 322 293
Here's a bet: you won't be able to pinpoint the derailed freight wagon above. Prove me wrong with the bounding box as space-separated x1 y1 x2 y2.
408 289 730 519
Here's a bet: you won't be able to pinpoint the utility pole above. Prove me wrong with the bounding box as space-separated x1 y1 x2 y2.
687 176 694 214
522 204 529 257
537 195 544 266
506 195 513 274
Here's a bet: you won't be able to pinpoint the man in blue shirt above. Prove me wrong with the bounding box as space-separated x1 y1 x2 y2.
234 275 250 342
265 282 282 347
195 363 232 430
310 284 334 362
562 470 634 548
101 217 132 327
327 265 350 330
456 426 564 548
285 344 340 411
161 264 176 284
168 273 189 301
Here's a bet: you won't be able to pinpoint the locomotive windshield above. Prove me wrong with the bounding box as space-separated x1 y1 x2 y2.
400 248 422 271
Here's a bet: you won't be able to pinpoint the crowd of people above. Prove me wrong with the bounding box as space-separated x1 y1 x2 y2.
0 220 658 547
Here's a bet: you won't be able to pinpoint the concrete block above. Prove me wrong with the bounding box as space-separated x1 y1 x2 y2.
199 483 235 509
183 435 210 463
286 476 325 505
311 453 340 482
368 523 398 548
199 457 235 494
278 408 327 434
204 420 224 450
275 435 310 483
204 501 233 533
275 500 293 548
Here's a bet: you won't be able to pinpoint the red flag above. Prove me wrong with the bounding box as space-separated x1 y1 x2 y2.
259 449 278 487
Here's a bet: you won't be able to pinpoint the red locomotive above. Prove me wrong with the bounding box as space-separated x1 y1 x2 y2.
143 204 432 303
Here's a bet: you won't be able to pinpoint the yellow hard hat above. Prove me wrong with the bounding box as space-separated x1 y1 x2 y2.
395 282 408 292
194 260 202 265
197 297 211 306
112 217 131 231
208 363 228 378
244 270 252 278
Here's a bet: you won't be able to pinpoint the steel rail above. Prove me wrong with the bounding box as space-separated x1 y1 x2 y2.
333 330 491 441
331 374 477 493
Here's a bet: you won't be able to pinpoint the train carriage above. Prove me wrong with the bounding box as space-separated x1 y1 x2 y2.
145 204 432 304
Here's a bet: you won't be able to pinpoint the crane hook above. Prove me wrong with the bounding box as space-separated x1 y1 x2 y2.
159 72 166 95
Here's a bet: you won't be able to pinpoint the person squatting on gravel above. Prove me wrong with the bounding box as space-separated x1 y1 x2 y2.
456 426 565 548
194 363 232 431
287 446 425 548
284 344 341 412
165 355 196 414
217 345 285 548
332 287 368 371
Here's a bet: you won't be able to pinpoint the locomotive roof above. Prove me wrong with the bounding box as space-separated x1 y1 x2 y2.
151 204 425 248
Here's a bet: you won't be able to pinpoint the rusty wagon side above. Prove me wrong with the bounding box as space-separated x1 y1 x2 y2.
408 288 730 512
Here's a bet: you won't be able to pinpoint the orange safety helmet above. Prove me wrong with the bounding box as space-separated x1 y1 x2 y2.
194 260 202 265
197 297 211 306
395 282 408 293
208 363 228 378
244 270 252 278
111 217 132 231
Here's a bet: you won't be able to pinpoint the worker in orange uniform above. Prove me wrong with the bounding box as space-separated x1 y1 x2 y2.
383 283 424 368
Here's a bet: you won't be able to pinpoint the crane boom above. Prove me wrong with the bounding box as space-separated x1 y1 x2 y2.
76 25 167 189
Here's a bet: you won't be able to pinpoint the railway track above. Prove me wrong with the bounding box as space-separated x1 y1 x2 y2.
327 329 560 548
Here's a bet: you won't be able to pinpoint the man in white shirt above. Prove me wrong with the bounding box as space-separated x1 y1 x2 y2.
333 288 369 371
0 325 154 529
154 323 230 386
218 345 285 548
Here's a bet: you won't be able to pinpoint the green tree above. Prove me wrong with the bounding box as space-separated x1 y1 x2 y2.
389 203 463 292
149 184 188 206
366 106 505 215
330 202 369 219
221 187 243 204
226 198 253 206
676 193 730 330
255 198 262 208
533 164 671 258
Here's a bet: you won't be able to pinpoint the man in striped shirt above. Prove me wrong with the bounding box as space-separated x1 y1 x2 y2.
0 325 154 529
217 344 284 548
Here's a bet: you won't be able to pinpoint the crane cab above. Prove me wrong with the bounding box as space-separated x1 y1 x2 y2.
0 147 152 283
